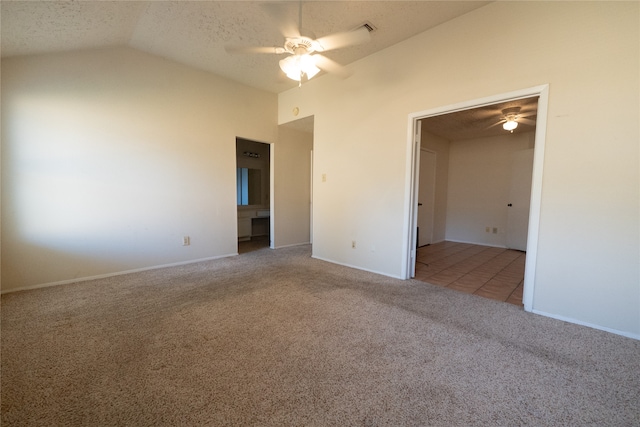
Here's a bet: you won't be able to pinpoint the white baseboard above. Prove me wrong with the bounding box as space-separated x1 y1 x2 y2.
0 253 237 295
417 238 446 248
273 242 311 249
445 238 507 249
532 309 640 341
311 255 403 280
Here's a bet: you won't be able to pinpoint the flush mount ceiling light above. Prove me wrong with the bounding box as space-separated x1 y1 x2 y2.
225 1 372 86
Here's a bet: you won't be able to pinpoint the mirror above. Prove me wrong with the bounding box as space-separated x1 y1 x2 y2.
237 168 261 205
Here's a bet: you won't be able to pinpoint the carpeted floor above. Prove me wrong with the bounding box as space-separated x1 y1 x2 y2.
2 245 639 426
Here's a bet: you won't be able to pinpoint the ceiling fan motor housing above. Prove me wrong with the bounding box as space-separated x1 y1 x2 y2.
502 106 521 120
284 37 319 55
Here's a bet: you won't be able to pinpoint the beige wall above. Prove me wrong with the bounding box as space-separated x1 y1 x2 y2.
446 132 534 247
1 47 278 292
279 2 639 337
273 125 313 248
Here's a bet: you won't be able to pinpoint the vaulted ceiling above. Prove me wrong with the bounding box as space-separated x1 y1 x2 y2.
2 1 539 139
1 1 490 94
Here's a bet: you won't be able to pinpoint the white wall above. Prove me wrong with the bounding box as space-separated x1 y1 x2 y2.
420 129 450 243
446 132 534 247
1 47 278 292
273 125 313 248
278 2 639 337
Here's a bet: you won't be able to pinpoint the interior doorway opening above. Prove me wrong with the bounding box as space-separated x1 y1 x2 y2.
275 116 314 250
405 85 549 312
236 137 272 254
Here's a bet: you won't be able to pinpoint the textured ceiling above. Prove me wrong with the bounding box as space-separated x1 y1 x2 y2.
1 1 491 94
421 97 539 141
3 1 528 139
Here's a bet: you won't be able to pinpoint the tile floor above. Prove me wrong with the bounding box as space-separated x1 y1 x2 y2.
414 241 524 306
239 238 524 306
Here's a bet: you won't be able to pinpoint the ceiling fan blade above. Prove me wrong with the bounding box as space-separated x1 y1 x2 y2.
472 109 502 119
484 120 506 130
313 54 352 79
225 45 285 54
261 2 300 38
315 26 370 52
519 118 536 126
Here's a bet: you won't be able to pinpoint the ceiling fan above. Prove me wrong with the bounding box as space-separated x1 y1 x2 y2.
225 1 371 85
486 106 537 133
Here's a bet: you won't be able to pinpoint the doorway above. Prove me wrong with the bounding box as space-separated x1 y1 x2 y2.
405 85 549 312
275 116 314 249
236 138 272 254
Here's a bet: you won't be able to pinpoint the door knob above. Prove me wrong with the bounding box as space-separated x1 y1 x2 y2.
418 203 423 206
507 203 513 207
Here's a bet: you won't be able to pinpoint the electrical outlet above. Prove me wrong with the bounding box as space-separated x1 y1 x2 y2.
352 241 356 249
322 173 327 182
492 228 498 234
183 236 190 246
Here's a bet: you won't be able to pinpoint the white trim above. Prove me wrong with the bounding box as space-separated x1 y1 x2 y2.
310 149 314 246
312 255 404 280
444 239 508 249
532 309 640 341
404 85 550 316
0 254 237 294
269 141 276 249
522 86 549 312
401 119 421 279
274 242 311 249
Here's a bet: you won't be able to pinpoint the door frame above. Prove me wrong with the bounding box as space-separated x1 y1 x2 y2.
403 85 549 312
235 137 275 249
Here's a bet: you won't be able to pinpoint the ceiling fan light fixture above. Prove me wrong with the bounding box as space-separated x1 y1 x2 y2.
503 119 518 132
279 54 320 82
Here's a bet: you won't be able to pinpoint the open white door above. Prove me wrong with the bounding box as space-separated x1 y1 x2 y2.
506 149 534 251
417 149 436 247
310 150 313 245
406 121 422 278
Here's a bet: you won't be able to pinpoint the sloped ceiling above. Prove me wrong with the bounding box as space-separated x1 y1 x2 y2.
3 1 537 139
1 1 490 94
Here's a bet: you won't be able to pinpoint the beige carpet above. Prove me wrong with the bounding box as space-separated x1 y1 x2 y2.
2 245 639 426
